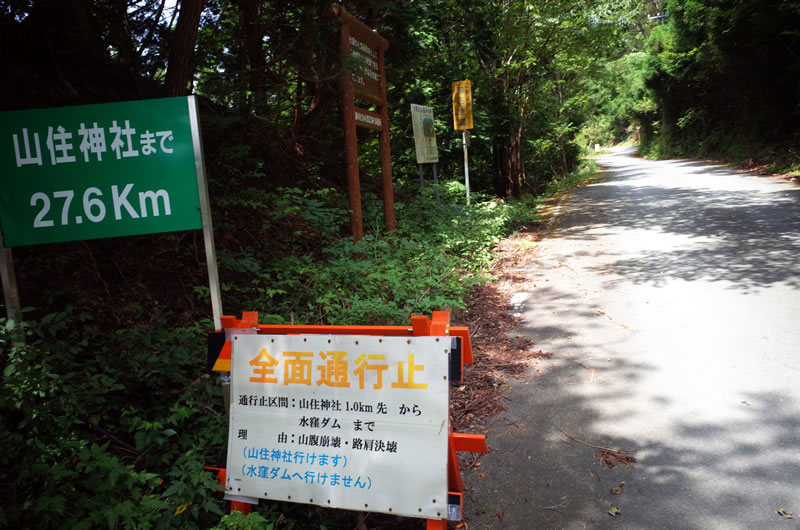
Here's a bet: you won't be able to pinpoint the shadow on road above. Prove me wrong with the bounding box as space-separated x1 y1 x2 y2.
465 332 800 528
561 162 800 290
462 154 800 528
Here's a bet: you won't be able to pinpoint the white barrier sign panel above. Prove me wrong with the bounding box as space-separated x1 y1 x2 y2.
226 334 450 519
410 104 439 164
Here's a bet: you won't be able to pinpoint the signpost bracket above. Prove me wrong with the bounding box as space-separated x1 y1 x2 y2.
448 327 473 364
205 467 253 515
207 331 226 372
449 337 462 382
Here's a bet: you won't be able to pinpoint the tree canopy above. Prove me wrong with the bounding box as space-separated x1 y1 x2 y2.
1 0 640 196
586 0 800 167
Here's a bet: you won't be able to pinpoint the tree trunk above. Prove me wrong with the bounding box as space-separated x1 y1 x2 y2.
493 138 510 196
109 0 139 80
499 142 513 197
164 0 204 97
557 134 569 177
496 135 523 197
288 2 339 182
499 122 525 197
239 0 268 115
510 122 524 196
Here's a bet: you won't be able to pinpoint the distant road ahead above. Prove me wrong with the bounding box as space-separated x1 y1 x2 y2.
464 147 800 528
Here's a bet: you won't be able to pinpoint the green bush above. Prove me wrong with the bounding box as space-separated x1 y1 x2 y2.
214 184 527 326
0 309 226 528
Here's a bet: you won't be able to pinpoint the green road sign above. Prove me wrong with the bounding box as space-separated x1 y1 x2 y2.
0 97 204 246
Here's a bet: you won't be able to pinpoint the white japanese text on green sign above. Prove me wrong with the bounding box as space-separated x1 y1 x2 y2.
0 97 203 246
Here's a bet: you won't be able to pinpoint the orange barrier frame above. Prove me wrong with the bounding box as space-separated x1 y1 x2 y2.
208 311 488 527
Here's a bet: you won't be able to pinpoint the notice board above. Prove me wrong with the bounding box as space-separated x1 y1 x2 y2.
410 104 439 164
225 334 450 519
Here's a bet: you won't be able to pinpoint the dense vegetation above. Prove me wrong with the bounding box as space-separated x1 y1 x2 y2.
0 185 548 528
1 0 796 527
584 0 800 172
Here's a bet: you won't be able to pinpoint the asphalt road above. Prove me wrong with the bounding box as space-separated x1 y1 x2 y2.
462 148 800 528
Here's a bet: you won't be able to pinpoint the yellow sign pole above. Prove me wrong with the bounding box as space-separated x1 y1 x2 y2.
452 81 473 205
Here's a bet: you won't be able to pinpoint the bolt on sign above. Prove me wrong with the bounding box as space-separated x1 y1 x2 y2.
0 97 205 247
226 334 449 520
410 104 439 165
451 80 473 131
331 4 395 241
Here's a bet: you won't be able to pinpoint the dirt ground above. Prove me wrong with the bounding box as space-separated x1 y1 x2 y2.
360 205 563 530
450 230 552 436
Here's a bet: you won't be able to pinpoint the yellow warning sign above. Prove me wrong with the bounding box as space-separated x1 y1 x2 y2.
452 80 473 130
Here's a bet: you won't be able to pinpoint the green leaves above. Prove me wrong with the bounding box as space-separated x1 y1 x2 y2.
213 185 519 327
0 309 226 528
634 0 800 163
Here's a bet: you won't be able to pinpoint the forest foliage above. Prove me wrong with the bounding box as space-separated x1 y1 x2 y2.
1 0 797 527
583 0 800 171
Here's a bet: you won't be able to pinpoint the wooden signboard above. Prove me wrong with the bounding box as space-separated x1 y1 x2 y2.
331 4 395 240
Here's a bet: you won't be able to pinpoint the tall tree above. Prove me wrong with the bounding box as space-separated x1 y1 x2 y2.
640 0 800 157
165 0 204 96
483 0 630 195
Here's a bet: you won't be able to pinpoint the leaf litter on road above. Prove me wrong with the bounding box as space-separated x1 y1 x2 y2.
452 231 555 476
596 449 637 468
554 423 638 468
610 481 626 495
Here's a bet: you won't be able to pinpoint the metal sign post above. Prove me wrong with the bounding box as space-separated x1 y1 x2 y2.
0 229 22 323
462 131 470 206
187 96 222 330
416 164 441 209
0 229 25 346
431 162 441 207
451 81 473 205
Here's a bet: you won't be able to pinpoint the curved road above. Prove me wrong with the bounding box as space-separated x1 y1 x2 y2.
463 148 800 528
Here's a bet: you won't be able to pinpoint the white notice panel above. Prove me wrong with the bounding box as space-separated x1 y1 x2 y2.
225 334 450 519
410 104 439 164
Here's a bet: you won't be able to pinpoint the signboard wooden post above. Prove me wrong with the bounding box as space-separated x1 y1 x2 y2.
0 96 223 329
332 4 395 241
452 81 473 205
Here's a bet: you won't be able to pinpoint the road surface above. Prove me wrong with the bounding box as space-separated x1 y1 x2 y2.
462 148 800 528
